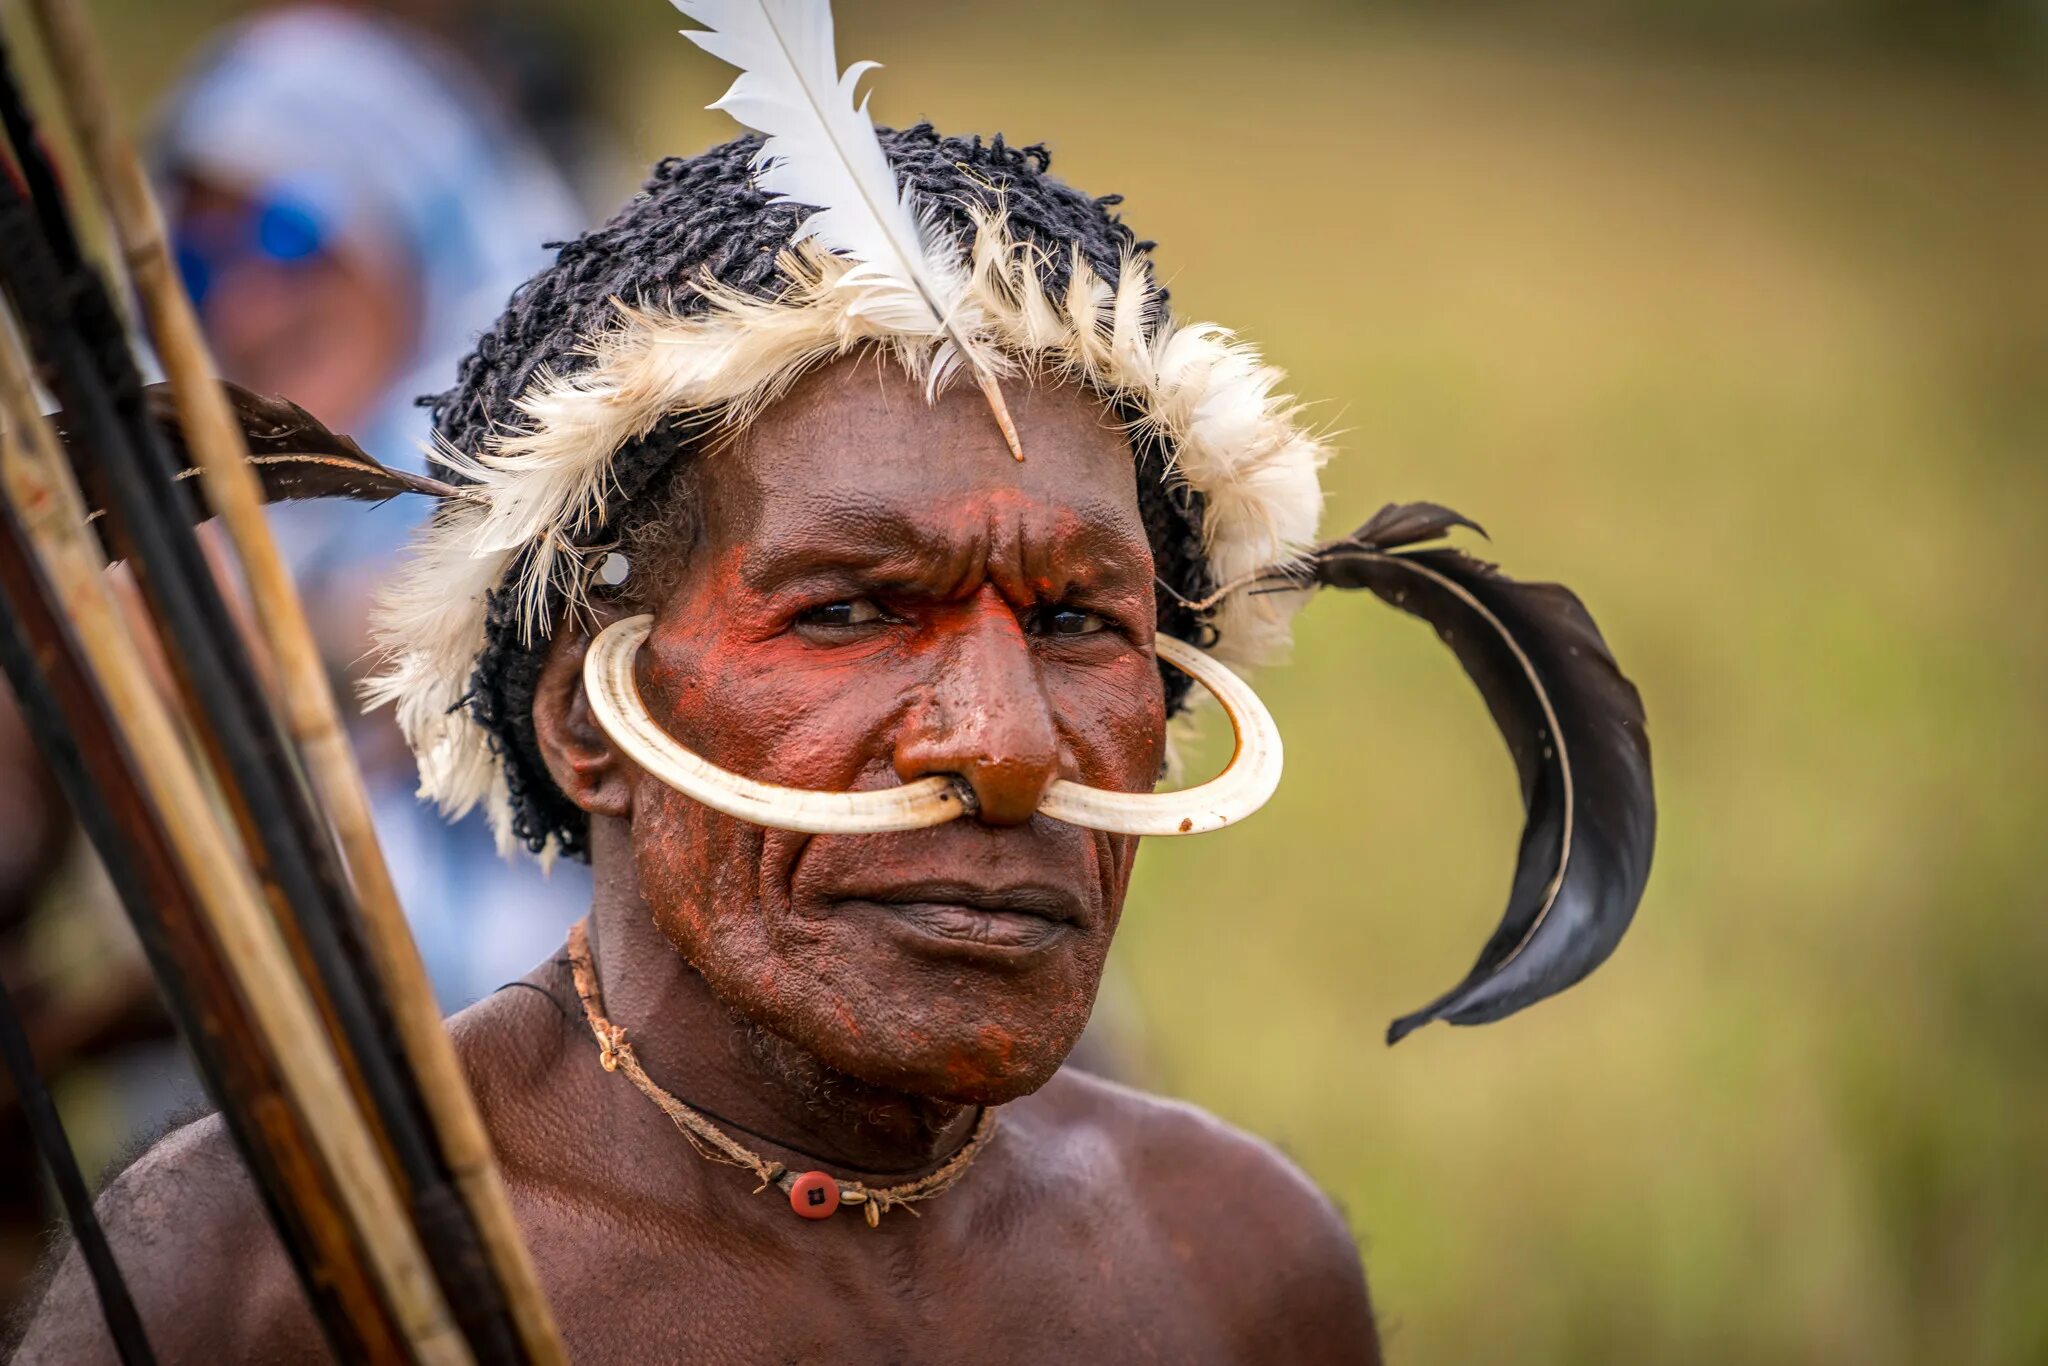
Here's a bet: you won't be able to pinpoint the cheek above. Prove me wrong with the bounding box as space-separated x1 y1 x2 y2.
628 779 781 960
629 784 732 940
639 620 904 793
1054 653 1168 791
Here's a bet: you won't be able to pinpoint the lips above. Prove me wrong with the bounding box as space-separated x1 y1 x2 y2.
837 879 1084 953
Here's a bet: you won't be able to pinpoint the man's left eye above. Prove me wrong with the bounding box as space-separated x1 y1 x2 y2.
799 599 885 628
1040 607 1107 637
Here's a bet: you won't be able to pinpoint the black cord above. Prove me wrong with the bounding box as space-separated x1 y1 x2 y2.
0 961 157 1363
491 980 573 1024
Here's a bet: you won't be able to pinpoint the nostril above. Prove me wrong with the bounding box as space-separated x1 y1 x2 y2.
945 774 981 820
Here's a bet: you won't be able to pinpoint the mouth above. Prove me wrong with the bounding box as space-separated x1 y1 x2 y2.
836 880 1084 955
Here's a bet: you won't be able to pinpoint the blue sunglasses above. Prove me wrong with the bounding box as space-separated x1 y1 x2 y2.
174 192 329 307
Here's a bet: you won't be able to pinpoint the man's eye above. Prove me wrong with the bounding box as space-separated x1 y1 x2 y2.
798 599 885 628
1040 607 1107 637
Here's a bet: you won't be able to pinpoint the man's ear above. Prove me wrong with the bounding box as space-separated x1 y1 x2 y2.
532 612 633 819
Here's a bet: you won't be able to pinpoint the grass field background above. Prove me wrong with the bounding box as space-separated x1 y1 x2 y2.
49 0 2048 1360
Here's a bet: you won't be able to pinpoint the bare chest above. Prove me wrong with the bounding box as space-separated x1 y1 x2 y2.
511 1180 1245 1365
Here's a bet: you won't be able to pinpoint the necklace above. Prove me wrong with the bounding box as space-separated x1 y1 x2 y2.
566 920 998 1227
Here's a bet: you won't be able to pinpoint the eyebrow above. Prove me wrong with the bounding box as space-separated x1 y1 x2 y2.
737 503 944 590
738 497 1152 595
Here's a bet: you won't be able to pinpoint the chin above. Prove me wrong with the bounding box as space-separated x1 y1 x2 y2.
802 955 1099 1106
701 915 1105 1107
638 805 1127 1106
833 1011 1080 1107
820 1039 1071 1108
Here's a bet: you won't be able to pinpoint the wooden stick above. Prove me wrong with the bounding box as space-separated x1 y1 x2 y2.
0 71 484 1360
0 423 404 1360
0 535 420 1358
20 2 566 1359
0 326 469 1362
0 961 155 1362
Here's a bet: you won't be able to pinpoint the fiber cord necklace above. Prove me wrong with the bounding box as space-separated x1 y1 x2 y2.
566 920 998 1226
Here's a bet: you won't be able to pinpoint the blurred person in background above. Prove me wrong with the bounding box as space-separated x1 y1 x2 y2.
155 1 595 1008
2 3 608 1320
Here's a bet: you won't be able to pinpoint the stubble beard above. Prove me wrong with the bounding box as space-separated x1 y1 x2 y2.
732 1011 969 1159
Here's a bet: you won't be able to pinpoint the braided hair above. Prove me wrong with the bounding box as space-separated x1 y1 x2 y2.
431 125 1213 860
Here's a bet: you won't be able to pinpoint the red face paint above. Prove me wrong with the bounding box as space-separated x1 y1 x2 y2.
626 355 1164 1104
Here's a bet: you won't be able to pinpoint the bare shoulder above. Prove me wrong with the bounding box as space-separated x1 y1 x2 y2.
442 961 584 1174
8 1111 320 1365
1019 1069 1381 1364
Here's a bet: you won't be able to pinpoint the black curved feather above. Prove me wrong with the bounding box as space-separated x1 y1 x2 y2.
1291 502 1655 1043
57 382 463 545
170 382 464 502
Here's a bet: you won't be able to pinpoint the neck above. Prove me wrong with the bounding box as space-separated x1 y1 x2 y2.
582 817 975 1177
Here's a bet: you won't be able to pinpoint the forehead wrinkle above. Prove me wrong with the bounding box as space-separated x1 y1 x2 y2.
737 487 1152 600
703 354 1153 599
735 492 973 590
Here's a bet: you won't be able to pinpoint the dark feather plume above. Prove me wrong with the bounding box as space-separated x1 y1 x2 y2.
58 382 465 542
1274 502 1655 1043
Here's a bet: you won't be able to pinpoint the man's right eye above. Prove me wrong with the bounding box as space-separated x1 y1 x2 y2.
797 599 884 628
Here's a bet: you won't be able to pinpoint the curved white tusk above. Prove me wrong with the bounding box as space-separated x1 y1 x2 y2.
1036 633 1284 836
582 616 1282 838
583 616 966 834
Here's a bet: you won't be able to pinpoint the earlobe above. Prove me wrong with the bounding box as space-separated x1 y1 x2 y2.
532 617 633 819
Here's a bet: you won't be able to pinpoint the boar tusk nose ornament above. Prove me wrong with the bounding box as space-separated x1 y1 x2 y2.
582 615 1283 837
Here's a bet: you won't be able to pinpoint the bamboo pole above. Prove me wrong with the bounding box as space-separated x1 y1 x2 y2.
0 506 407 1362
0 102 524 1359
0 329 470 1365
20 2 565 1359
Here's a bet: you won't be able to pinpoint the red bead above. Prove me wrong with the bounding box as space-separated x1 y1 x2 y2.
789 1170 840 1220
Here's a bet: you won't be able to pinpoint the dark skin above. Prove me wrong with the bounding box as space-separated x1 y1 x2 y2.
12 357 1379 1364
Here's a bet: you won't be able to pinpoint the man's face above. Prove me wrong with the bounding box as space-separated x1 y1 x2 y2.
623 355 1165 1104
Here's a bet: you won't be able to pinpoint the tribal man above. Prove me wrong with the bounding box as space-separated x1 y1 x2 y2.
13 5 1652 1361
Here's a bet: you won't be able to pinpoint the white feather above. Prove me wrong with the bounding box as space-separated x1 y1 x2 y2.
671 0 991 387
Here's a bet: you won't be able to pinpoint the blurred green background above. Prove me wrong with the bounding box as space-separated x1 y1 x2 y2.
34 0 2048 1360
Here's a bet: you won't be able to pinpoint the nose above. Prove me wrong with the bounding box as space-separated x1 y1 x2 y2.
892 590 1061 827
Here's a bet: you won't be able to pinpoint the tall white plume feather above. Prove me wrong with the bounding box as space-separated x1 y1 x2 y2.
670 0 1026 457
